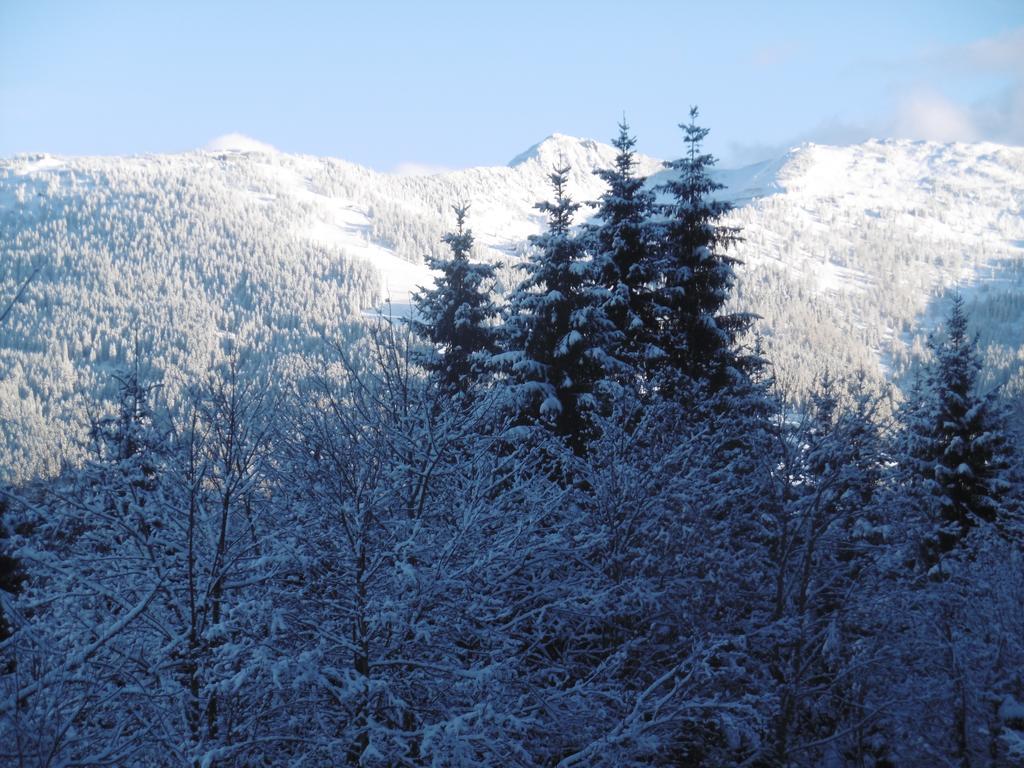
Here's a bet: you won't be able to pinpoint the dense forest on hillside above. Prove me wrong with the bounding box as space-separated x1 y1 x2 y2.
1 115 1023 766
2 135 1023 484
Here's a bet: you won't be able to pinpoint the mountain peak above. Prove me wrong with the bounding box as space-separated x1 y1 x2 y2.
508 133 664 179
507 133 599 168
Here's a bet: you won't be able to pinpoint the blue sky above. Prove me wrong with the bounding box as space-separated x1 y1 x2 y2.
1 0 1022 170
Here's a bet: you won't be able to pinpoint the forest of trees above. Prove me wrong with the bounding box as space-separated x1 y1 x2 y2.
2 130 1023 484
1 113 1023 766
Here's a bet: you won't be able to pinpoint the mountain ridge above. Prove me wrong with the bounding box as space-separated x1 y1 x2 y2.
1 134 1023 480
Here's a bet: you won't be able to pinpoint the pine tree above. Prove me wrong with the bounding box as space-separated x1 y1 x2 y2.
1 367 175 765
884 299 1024 763
411 205 498 394
905 293 1015 560
652 107 758 393
497 164 620 450
0 496 22 642
762 373 895 765
588 120 657 383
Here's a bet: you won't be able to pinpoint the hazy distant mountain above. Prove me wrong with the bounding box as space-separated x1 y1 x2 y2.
1 134 1022 479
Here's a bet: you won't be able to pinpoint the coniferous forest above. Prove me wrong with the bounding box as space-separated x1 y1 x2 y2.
1 113 1023 767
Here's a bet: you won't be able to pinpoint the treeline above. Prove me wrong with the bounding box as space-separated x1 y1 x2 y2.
4 128 1024 484
1 115 1023 767
0 153 386 480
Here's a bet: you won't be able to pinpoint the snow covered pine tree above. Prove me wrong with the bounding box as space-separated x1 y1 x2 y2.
410 205 498 395
587 120 658 390
652 107 758 395
497 164 621 451
904 292 1016 562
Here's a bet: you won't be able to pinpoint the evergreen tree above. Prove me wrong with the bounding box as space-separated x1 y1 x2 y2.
0 496 22 643
411 205 498 393
498 164 620 450
89 361 163 474
588 120 657 383
905 293 1015 560
760 373 896 765
1 368 175 765
652 107 758 393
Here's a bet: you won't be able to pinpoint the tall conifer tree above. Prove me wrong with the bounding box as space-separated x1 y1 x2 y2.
589 120 658 384
411 205 498 393
653 107 758 393
498 165 619 449
904 293 1015 559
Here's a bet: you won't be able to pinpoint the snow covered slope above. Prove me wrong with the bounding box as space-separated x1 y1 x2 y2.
716 140 1024 394
1 135 1022 479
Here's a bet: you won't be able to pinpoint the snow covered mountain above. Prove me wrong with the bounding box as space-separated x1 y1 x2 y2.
1 134 1022 479
713 140 1024 395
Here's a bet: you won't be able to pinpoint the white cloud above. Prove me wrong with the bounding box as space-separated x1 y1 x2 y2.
956 27 1024 72
974 81 1024 145
889 27 1024 145
388 162 453 177
892 90 979 143
749 42 799 69
727 116 877 166
726 27 1024 166
205 133 278 154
